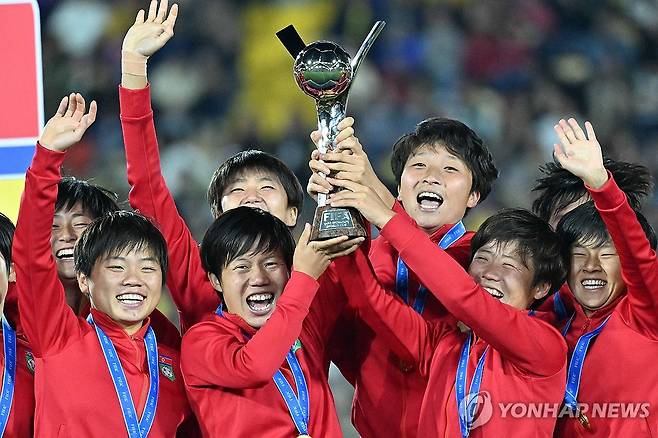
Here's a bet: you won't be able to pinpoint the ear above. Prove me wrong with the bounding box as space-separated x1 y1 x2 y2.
8 263 15 283
77 272 91 298
283 206 298 227
208 272 222 293
466 191 481 209
532 282 551 301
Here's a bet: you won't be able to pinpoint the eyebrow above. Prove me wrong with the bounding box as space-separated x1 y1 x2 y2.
105 256 158 262
53 212 90 219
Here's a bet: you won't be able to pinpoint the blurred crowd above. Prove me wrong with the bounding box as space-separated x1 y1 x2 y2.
35 1 658 434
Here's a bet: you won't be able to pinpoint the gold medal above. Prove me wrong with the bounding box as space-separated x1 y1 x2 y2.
578 410 591 430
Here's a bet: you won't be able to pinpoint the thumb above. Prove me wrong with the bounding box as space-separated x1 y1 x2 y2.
299 223 311 244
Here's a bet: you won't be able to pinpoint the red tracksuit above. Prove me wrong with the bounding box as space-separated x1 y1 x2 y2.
181 271 344 437
328 202 473 438
119 85 219 331
334 213 567 437
13 144 193 437
550 175 658 437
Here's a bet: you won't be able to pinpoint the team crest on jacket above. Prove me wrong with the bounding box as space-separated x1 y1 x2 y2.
292 338 302 354
25 351 35 374
159 355 175 381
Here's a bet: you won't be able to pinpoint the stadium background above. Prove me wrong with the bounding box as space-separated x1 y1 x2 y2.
14 0 658 435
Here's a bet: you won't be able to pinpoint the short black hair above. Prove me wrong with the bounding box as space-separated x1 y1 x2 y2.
200 206 295 281
74 211 168 284
532 159 652 224
556 201 657 252
471 208 567 295
207 150 304 219
0 213 15 273
390 117 498 209
57 176 120 219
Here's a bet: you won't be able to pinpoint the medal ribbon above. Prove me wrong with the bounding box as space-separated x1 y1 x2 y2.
0 316 16 437
455 332 489 438
396 221 466 314
88 315 159 438
552 293 575 336
563 315 611 414
215 306 311 435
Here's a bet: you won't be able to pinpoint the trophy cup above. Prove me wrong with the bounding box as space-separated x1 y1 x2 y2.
277 22 385 241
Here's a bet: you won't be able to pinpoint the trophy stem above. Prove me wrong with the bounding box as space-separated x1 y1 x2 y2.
350 21 386 80
315 97 347 208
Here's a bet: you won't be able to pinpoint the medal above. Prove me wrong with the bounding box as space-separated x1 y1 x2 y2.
578 410 591 430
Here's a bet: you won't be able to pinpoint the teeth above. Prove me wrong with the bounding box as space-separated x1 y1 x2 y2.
418 192 442 201
246 293 273 302
581 279 607 289
246 293 275 313
56 248 74 259
483 287 504 299
117 293 145 302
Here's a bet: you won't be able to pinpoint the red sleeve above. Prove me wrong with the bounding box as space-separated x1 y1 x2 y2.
588 174 658 337
119 85 219 331
332 249 445 374
303 264 348 349
181 271 319 388
380 213 567 377
13 144 85 357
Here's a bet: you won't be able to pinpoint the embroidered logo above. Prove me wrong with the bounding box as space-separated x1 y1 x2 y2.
158 355 175 381
291 338 302 354
25 351 35 374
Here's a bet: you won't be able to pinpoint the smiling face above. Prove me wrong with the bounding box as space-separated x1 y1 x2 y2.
220 170 298 227
77 247 162 334
397 144 479 235
468 240 549 310
209 246 290 328
567 240 625 315
51 202 95 282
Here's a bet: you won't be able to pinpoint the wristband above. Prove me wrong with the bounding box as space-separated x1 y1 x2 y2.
121 50 148 76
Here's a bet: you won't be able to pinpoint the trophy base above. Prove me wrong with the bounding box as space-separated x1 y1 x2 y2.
310 205 368 241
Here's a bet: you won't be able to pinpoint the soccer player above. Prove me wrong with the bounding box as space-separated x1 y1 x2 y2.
549 118 658 436
13 94 193 436
0 213 35 436
181 207 362 436
329 191 567 435
307 117 499 437
119 0 305 330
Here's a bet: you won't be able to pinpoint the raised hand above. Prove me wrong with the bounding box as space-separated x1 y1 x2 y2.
553 118 608 189
122 0 178 58
293 224 364 280
39 93 97 152
328 178 395 230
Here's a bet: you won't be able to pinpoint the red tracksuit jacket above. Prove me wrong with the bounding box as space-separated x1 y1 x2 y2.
328 202 473 438
550 175 658 437
13 144 193 437
334 213 567 437
181 271 344 437
119 85 220 331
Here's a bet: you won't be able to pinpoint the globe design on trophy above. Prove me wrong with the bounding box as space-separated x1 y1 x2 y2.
278 22 385 240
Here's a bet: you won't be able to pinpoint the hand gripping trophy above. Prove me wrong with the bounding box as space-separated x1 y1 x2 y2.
277 22 385 241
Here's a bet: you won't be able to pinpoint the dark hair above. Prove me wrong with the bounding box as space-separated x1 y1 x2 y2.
532 159 652 224
74 211 168 284
200 206 295 280
207 150 304 219
390 117 498 208
0 213 15 273
556 201 657 252
471 208 567 295
57 176 119 219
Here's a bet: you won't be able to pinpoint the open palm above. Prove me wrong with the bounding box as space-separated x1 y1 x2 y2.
39 93 97 152
122 0 178 57
553 118 608 188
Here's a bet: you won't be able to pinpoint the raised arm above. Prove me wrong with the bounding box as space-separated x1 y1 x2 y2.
119 1 219 330
14 94 96 356
182 226 361 387
554 118 658 336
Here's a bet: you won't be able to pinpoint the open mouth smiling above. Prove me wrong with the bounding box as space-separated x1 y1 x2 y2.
417 191 443 212
245 292 275 314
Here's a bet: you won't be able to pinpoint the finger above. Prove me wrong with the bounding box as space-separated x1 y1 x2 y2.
553 124 570 149
72 94 86 122
64 93 77 117
156 0 168 23
552 143 567 165
337 117 355 130
310 130 322 146
146 0 158 21
328 239 365 259
298 223 311 244
308 182 331 195
323 161 357 173
559 119 577 143
87 100 98 126
55 96 68 117
164 3 178 31
310 149 321 160
321 151 359 164
135 9 145 24
336 137 364 154
327 236 365 252
326 176 360 192
309 174 333 191
309 160 331 175
313 235 349 249
585 121 597 142
568 118 586 141
334 126 354 144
